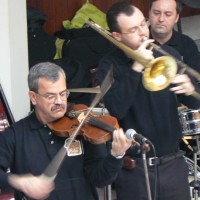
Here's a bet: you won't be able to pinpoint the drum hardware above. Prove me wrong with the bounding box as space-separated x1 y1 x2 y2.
179 109 200 136
188 136 200 200
182 137 194 152
179 109 200 198
184 156 200 178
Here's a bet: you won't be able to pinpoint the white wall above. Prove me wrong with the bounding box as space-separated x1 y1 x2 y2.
175 15 200 51
0 0 30 122
180 15 200 51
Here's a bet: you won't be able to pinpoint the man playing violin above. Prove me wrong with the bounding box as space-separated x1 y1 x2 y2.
0 62 132 200
97 1 200 200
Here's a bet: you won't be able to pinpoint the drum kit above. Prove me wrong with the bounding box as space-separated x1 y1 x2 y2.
179 108 200 199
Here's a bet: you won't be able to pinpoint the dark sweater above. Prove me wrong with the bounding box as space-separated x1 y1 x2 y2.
97 45 200 157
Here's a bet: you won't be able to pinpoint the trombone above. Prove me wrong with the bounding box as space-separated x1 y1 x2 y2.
86 20 200 100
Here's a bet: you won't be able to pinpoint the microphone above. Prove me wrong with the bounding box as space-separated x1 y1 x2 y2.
125 129 150 144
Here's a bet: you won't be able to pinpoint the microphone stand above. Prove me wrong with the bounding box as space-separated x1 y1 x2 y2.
142 142 152 200
103 184 112 200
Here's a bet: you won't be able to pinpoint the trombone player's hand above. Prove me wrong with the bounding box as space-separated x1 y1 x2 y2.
170 74 195 96
131 39 155 73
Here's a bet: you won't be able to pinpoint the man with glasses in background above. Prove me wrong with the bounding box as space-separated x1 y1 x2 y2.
0 62 132 200
97 1 200 200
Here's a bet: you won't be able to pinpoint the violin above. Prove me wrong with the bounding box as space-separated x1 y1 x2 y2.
48 104 119 144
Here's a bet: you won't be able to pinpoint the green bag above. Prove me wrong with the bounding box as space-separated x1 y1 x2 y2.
63 0 108 30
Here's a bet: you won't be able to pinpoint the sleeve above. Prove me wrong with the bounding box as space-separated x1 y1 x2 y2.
177 74 200 109
83 139 123 188
97 56 142 120
173 44 200 109
160 44 200 109
180 37 200 109
182 35 199 73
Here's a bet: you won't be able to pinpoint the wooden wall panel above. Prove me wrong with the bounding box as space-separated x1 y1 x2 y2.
26 0 200 35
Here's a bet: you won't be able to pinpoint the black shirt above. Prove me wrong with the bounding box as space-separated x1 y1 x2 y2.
97 45 200 158
0 111 123 200
156 30 199 73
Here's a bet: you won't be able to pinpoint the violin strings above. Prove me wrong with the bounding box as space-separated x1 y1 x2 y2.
88 117 115 134
65 67 114 149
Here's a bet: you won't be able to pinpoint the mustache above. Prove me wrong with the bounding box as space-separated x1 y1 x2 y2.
51 104 65 112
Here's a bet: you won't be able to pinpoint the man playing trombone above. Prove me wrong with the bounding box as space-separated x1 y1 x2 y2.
97 1 200 200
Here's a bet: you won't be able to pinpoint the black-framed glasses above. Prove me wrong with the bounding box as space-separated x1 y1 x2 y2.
120 18 149 35
35 90 70 103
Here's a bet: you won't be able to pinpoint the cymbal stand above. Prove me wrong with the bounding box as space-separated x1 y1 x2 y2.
190 136 200 200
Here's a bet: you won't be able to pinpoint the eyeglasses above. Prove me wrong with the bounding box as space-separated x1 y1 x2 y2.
35 90 70 103
120 19 149 35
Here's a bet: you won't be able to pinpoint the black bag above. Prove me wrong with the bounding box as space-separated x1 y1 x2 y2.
27 6 56 67
53 57 93 105
55 27 114 69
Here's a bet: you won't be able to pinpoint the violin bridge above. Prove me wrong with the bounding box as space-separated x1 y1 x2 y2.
77 112 86 123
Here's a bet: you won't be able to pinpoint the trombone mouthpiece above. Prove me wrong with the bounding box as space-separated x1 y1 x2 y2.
142 36 154 51
142 36 149 41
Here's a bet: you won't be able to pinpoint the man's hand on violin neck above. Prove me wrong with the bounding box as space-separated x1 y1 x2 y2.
111 129 132 157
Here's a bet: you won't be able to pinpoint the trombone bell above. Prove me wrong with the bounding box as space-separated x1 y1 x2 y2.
142 56 177 91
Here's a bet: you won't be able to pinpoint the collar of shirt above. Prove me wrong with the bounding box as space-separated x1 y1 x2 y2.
150 28 179 47
29 111 45 130
164 30 180 47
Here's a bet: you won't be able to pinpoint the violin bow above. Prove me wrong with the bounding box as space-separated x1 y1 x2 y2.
43 66 113 180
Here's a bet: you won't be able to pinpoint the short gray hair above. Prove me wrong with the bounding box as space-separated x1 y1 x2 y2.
28 62 66 92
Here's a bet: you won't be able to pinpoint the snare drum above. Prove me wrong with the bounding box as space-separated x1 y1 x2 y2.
179 109 200 136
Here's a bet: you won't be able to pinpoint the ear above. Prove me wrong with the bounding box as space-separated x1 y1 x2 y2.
29 91 37 106
112 32 122 42
175 14 179 24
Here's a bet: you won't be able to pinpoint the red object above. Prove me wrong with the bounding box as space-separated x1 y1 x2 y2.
0 189 14 200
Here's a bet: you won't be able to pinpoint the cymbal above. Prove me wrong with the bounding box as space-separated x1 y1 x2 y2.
180 0 200 8
68 86 101 93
